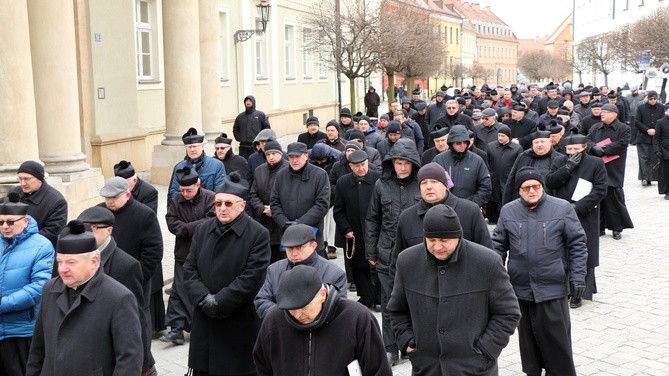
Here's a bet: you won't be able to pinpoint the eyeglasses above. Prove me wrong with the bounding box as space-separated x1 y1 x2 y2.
452 141 468 145
446 106 458 109
90 224 110 231
186 144 202 150
0 217 25 226
215 146 230 150
519 184 542 193
214 200 243 208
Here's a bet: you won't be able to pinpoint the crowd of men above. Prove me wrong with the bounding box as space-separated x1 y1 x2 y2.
0 80 665 375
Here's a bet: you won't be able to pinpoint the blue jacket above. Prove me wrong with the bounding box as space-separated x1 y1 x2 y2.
169 154 226 202
0 217 54 339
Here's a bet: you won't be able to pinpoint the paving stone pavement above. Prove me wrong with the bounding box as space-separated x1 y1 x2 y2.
150 144 669 375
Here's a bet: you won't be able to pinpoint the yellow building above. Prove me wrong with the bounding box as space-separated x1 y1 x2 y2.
1 0 338 212
426 1 463 90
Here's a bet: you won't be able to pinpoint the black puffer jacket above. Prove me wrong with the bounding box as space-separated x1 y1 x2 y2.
365 138 422 272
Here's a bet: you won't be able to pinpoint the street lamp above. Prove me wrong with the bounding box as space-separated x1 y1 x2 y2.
234 0 272 44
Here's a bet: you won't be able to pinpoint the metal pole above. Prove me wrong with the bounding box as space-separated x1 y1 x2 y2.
335 0 342 111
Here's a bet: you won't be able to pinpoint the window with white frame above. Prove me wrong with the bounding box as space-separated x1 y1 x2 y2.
302 28 313 79
255 19 267 78
318 45 328 79
284 25 295 79
135 0 156 81
218 10 230 82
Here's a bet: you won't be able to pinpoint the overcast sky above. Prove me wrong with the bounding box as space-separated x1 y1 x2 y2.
475 0 574 40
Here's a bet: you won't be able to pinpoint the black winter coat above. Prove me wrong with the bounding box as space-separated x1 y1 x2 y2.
333 170 381 268
183 214 270 375
586 119 631 187
215 151 249 178
432 113 474 134
486 141 522 204
388 240 520 376
165 188 216 262
12 183 67 249
232 95 271 148
100 237 144 310
270 163 330 253
366 139 422 272
131 178 158 213
546 153 608 268
653 116 669 160
433 150 492 207
502 117 537 150
248 159 288 245
473 122 502 150
101 199 163 282
425 101 446 129
635 102 664 144
297 131 328 149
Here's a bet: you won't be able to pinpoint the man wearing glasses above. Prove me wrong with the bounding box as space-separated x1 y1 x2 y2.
168 127 226 208
492 166 587 376
634 90 663 187
0 193 54 375
184 172 270 376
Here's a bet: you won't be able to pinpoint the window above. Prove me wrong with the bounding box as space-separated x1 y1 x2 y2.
302 28 312 79
445 26 448 44
218 11 230 82
318 45 328 79
284 25 295 79
456 28 459 45
135 0 158 81
450 27 453 44
255 19 267 78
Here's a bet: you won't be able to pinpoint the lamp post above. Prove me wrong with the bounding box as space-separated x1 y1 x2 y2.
234 0 271 44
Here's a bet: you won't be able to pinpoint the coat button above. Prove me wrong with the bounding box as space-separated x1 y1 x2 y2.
439 270 445 275
439 329 444 334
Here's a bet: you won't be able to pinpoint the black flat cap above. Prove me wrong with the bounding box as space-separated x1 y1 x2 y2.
547 100 560 108
286 142 308 156
347 150 368 164
276 265 323 310
281 224 316 247
565 135 588 145
77 206 115 226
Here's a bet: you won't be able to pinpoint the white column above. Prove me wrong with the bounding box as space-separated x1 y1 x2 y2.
200 0 223 143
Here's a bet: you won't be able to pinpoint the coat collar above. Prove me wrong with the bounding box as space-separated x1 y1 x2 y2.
416 192 457 216
210 212 249 237
19 182 50 205
53 268 105 315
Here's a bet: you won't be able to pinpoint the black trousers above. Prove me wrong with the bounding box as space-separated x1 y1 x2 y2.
165 261 193 332
141 281 155 371
377 270 398 352
0 337 30 376
657 159 669 194
518 298 576 376
636 143 658 181
583 267 597 300
351 265 380 306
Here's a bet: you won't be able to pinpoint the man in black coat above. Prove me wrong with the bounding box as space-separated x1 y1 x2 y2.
114 160 158 213
333 150 380 309
537 83 565 115
233 95 271 160
473 107 503 150
297 116 327 149
184 173 270 376
99 177 162 375
27 221 142 376
503 106 538 150
421 127 450 165
433 100 474 133
76 206 150 362
270 142 330 258
388 205 520 376
391 162 492 286
248 140 288 263
486 125 522 223
13 161 67 251
164 167 216 345
213 133 249 178
546 135 608 308
587 103 634 239
635 90 662 185
652 103 669 199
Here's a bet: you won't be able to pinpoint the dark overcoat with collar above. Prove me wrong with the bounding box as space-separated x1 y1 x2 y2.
26 271 142 376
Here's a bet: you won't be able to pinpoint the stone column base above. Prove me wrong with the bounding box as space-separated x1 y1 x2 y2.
151 144 185 186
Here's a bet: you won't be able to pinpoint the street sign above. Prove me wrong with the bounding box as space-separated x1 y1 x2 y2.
640 50 651 70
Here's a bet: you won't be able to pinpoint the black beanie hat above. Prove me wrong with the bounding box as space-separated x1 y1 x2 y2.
339 108 352 118
215 172 249 199
17 161 45 182
325 120 341 134
387 121 402 134
417 162 448 187
113 160 135 179
515 166 544 192
215 133 233 145
57 220 98 254
349 130 366 143
423 204 463 239
498 125 512 137
264 140 283 154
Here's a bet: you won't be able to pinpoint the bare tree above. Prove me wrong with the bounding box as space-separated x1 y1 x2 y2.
563 46 590 84
379 1 445 97
517 50 553 81
576 33 617 86
304 0 380 111
471 61 487 86
452 62 468 88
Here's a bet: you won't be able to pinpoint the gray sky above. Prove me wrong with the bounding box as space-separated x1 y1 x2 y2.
475 0 573 40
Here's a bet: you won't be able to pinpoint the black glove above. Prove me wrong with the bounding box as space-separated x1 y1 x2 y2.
198 294 219 318
590 145 604 157
570 282 586 300
282 221 295 231
565 152 583 172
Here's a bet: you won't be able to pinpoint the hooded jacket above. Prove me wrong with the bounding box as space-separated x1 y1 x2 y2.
365 138 422 272
233 95 271 148
249 158 288 245
246 129 279 185
0 217 54 340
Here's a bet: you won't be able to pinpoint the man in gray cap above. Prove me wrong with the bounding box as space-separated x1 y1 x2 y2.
254 223 346 319
184 172 270 376
270 142 330 258
474 107 503 150
389 204 520 375
27 221 142 375
168 127 226 207
12 161 67 251
163 167 216 344
254 265 391 376
114 160 158 213
99 176 162 375
0 193 54 375
333 150 380 310
587 103 634 240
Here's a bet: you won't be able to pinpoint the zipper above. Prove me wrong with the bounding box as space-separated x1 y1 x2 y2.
543 223 546 246
307 331 312 376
